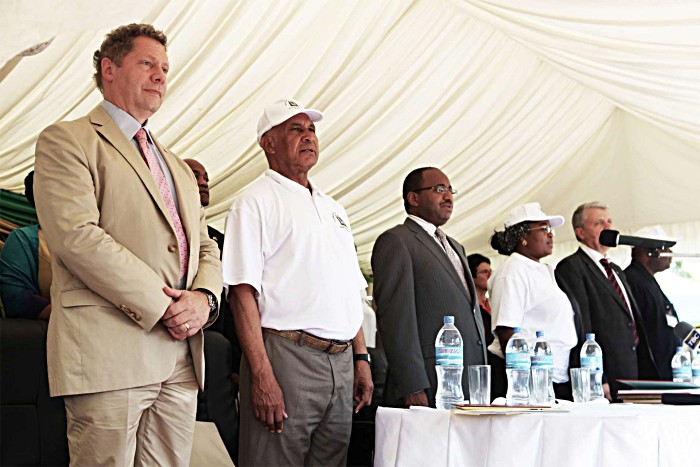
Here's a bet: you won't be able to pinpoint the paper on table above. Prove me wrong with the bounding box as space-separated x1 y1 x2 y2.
452 403 569 415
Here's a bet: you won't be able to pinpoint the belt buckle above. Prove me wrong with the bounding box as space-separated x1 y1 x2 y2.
324 339 350 354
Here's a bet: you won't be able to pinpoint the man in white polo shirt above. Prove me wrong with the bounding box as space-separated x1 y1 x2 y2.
222 99 373 467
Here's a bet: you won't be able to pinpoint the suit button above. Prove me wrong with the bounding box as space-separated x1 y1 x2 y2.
120 305 128 312
628 322 632 327
133 314 142 321
168 245 177 252
477 340 482 346
632 346 636 352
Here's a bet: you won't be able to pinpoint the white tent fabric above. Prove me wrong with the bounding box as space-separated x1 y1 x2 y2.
1 0 699 273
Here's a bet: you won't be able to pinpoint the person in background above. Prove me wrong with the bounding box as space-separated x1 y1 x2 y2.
488 203 578 400
184 158 224 250
34 24 222 465
184 157 240 463
555 202 658 400
624 226 681 381
223 98 372 467
467 253 493 347
372 167 486 408
0 171 52 319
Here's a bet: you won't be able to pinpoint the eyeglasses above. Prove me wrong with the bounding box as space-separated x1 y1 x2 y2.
527 225 555 235
412 185 458 195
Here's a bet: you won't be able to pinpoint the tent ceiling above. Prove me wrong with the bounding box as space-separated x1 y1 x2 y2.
1 0 699 271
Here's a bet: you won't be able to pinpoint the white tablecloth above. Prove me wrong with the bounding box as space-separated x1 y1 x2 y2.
375 404 700 467
190 421 234 466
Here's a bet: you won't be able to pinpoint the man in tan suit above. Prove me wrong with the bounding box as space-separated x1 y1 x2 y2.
34 24 222 466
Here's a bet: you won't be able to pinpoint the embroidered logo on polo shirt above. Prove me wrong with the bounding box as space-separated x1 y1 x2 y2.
333 212 350 231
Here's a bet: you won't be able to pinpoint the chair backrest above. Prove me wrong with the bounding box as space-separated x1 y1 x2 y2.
0 318 69 465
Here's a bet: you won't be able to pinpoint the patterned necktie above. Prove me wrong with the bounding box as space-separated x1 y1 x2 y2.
600 258 638 345
135 128 189 280
435 228 471 301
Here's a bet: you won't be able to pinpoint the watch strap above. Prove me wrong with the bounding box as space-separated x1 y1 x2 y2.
353 353 371 364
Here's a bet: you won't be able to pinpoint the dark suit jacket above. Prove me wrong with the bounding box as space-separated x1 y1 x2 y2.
372 218 487 407
624 261 680 381
555 248 658 397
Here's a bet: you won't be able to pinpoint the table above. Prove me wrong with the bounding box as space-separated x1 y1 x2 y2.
375 404 700 467
190 421 234 467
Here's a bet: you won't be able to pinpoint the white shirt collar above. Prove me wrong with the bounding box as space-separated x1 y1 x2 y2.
408 214 439 237
265 169 320 196
101 100 150 141
579 243 609 263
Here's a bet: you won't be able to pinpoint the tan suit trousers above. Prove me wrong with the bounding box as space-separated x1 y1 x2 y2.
63 340 198 467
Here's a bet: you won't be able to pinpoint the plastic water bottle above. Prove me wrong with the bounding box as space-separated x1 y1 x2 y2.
505 327 530 406
692 349 700 385
580 333 604 400
671 346 692 382
531 331 555 402
435 316 464 410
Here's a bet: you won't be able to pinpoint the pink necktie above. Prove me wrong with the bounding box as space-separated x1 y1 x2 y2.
135 128 188 280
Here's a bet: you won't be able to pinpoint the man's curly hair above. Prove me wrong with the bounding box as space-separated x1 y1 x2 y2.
92 23 167 93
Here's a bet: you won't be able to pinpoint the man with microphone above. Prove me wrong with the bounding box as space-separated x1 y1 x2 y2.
624 226 681 380
555 202 658 399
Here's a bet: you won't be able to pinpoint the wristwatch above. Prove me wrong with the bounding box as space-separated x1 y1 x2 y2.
353 353 372 364
196 288 218 314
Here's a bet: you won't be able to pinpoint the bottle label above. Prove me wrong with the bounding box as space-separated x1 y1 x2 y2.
436 346 463 367
506 352 531 370
673 367 692 380
581 356 603 371
530 355 553 368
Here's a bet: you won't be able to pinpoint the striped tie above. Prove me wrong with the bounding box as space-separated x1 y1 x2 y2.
135 128 189 280
600 258 638 345
436 228 471 302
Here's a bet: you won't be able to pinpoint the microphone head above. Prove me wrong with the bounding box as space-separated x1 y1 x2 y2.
674 321 695 340
599 229 620 248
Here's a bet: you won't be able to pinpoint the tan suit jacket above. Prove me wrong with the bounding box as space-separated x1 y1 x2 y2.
34 105 222 397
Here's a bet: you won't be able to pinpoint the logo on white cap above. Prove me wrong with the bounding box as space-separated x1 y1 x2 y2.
257 98 324 144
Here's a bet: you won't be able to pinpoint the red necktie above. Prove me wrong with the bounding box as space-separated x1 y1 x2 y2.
135 128 189 280
600 258 638 345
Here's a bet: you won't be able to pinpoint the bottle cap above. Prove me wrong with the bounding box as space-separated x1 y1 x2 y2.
586 333 595 340
443 316 454 324
513 327 521 333
536 331 544 338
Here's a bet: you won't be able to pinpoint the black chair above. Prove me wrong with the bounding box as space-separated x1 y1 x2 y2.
0 318 239 465
197 329 239 464
0 318 69 466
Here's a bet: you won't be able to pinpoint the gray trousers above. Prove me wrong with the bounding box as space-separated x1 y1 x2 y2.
239 331 353 467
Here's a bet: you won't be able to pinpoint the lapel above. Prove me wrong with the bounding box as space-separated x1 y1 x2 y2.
90 106 174 232
447 235 476 307
155 136 199 285
576 248 629 316
404 218 471 303
152 134 195 239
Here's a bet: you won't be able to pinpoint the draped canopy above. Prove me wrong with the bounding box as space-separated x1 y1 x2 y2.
1 0 699 272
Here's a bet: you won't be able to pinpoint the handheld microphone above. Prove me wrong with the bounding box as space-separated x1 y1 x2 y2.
674 321 700 351
599 229 677 250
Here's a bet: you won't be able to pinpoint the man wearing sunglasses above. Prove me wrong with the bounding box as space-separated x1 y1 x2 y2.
372 167 487 408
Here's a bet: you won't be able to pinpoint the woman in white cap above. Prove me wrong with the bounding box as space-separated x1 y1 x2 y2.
486 202 579 400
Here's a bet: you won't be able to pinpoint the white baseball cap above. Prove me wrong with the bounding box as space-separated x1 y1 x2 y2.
256 99 323 144
633 225 675 241
504 202 565 228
